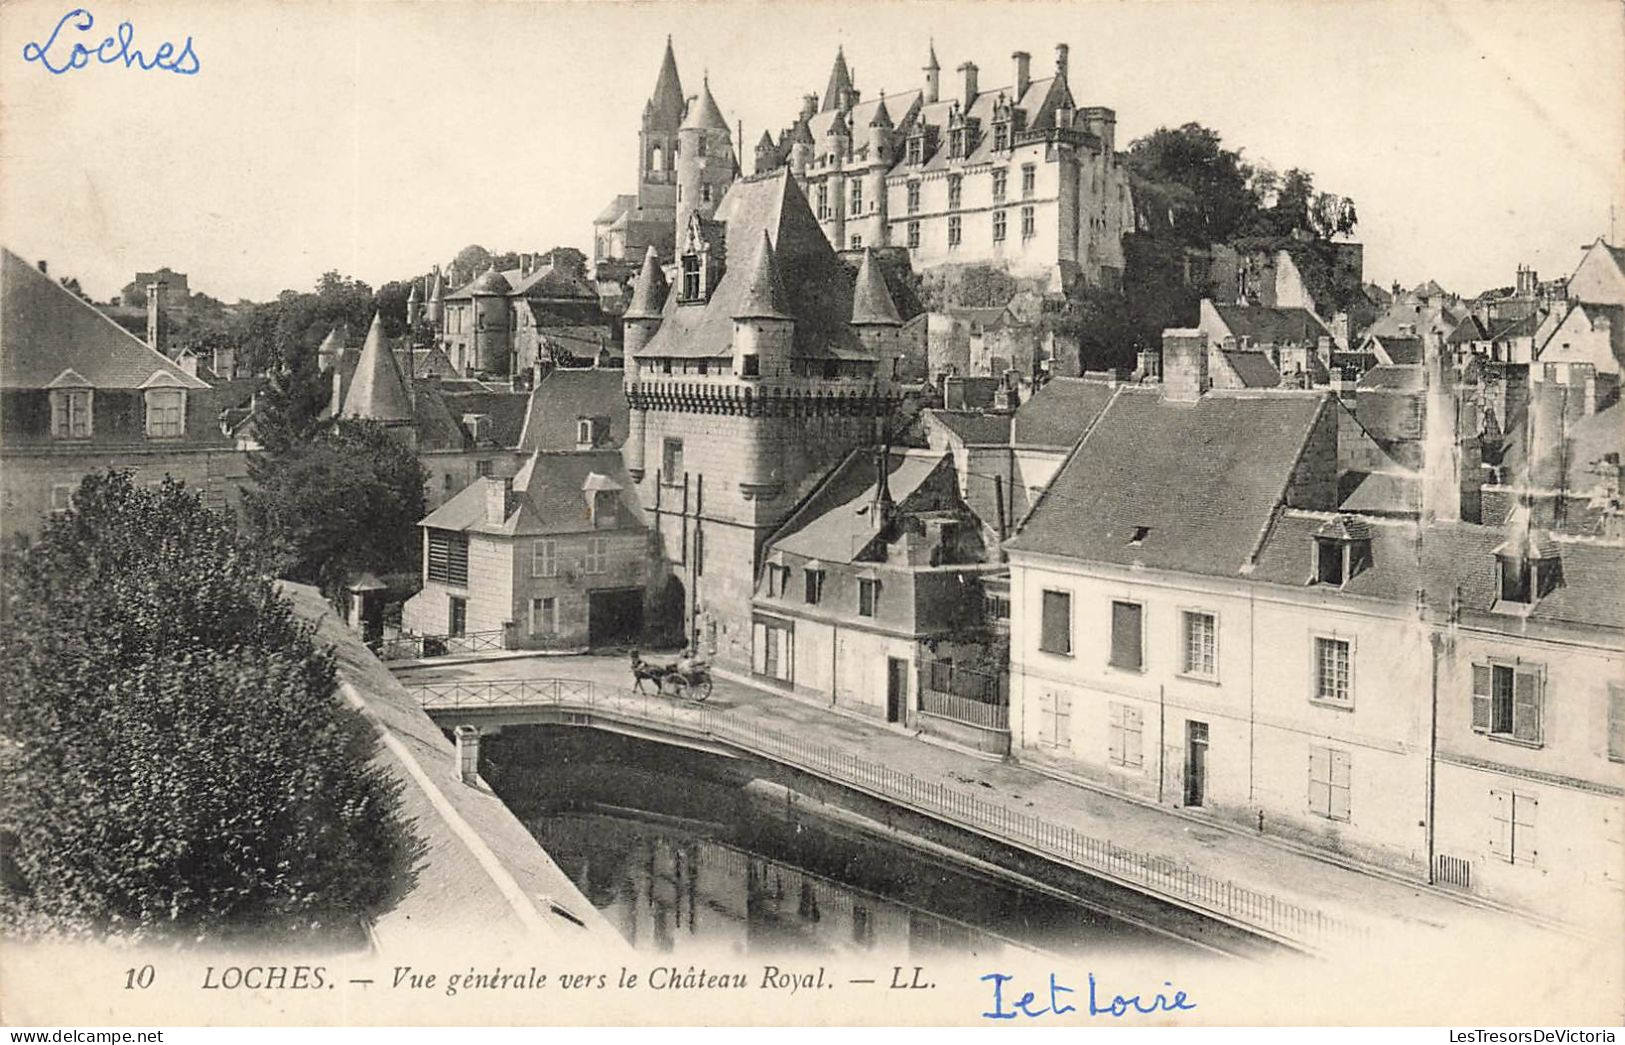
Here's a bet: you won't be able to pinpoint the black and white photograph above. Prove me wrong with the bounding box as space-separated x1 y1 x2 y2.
0 0 1621 1033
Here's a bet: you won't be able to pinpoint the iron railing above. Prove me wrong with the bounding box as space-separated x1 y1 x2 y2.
408 676 1365 949
377 629 507 662
918 689 1010 731
924 658 1009 705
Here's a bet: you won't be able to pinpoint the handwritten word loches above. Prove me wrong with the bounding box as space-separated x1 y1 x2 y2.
980 972 1196 1020
22 9 199 76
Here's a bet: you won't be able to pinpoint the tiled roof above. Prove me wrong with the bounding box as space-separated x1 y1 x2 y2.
732 231 791 320
926 409 1012 445
1 249 207 390
1339 470 1420 515
516 367 629 452
772 449 954 563
1420 523 1624 632
941 375 1001 410
1006 389 1330 576
639 170 868 361
822 48 853 112
646 38 686 132
1220 350 1281 388
595 195 636 226
624 247 668 319
914 77 1074 173
1446 314 1488 343
507 265 598 302
850 248 901 326
1373 336 1423 365
1490 313 1542 339
1212 304 1328 345
340 315 413 422
1356 365 1423 391
1009 377 1116 448
681 78 729 131
420 449 647 538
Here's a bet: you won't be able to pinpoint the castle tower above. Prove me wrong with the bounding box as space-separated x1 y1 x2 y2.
823 46 855 112
859 96 894 248
340 313 416 447
923 40 940 104
675 74 736 242
851 248 903 388
639 36 686 215
731 231 794 382
788 116 815 177
622 246 668 482
426 268 445 328
754 130 778 176
824 109 851 248
406 282 422 326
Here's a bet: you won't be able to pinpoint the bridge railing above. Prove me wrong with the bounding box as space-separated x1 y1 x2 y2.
408 677 1364 950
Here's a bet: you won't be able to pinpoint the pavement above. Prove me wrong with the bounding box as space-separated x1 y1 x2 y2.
394 649 1590 958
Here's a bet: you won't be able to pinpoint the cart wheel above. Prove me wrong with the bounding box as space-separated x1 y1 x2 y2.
694 677 713 702
671 676 690 700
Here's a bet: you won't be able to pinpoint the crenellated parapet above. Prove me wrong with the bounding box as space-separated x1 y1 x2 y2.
626 380 896 419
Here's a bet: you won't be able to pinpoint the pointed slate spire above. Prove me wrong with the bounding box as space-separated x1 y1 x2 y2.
869 93 893 128
647 35 686 130
822 46 855 112
756 129 775 149
851 248 901 327
625 246 669 320
733 231 790 321
341 313 413 422
429 270 445 302
925 39 940 72
681 73 729 131
407 282 421 305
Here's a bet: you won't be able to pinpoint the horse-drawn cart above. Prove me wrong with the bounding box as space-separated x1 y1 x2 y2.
630 650 714 701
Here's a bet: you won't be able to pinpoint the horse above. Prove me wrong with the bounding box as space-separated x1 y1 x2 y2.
629 649 669 695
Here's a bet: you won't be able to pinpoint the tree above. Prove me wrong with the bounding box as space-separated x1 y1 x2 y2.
541 246 588 279
0 472 418 940
452 244 493 277
244 421 428 601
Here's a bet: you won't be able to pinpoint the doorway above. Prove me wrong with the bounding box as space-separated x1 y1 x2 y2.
588 587 645 648
886 657 909 724
1184 720 1209 807
448 596 467 637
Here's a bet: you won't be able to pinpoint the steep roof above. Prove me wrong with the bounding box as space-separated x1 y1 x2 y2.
1446 314 1488 343
1356 364 1424 391
732 231 791 320
646 37 686 131
420 449 647 538
926 409 1013 446
340 314 414 422
822 47 854 112
772 449 956 563
507 265 598 302
681 77 729 131
640 169 867 360
1212 304 1329 345
1 249 207 390
1006 388 1330 577
850 248 902 326
1009 377 1116 448
516 367 629 452
1220 350 1282 388
1372 335 1423 365
623 247 668 319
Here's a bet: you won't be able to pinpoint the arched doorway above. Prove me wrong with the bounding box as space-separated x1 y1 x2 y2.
646 574 686 650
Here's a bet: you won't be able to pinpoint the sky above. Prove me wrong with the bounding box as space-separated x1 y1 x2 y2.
1 0 1621 304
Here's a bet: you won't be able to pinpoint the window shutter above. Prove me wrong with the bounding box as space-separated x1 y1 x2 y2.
1513 794 1537 865
1107 703 1123 764
1330 750 1351 821
1513 670 1542 743
1111 602 1142 669
1609 685 1625 762
1470 664 1492 732
1489 788 1510 859
752 622 767 674
1308 746 1328 815
1125 706 1143 766
50 393 67 436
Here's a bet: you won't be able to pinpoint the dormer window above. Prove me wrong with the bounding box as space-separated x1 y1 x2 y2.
50 388 93 439
1311 516 1373 586
1497 553 1531 604
591 490 617 528
906 135 923 165
144 387 186 437
681 255 701 301
993 123 1008 152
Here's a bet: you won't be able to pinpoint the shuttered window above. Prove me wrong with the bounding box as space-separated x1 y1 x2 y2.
1490 790 1537 865
426 529 468 585
1472 662 1543 745
1039 590 1071 655
1308 745 1352 822
1109 601 1142 670
1609 684 1625 763
1108 702 1143 768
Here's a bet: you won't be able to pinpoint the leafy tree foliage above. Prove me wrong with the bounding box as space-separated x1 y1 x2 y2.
245 421 428 601
0 472 417 940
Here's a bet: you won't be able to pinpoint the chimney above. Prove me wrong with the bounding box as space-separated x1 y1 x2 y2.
146 281 166 353
36 259 47 275
1054 43 1070 81
1422 334 1483 524
958 62 978 108
1135 348 1162 383
453 725 481 785
1162 329 1209 402
1012 51 1031 97
483 476 513 524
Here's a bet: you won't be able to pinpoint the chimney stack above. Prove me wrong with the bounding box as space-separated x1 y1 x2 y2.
1162 329 1209 402
146 281 166 353
1135 348 1162 383
1055 43 1070 81
453 725 481 785
483 475 513 524
958 61 978 108
36 260 47 275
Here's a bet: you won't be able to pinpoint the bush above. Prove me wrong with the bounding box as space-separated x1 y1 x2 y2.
0 472 418 940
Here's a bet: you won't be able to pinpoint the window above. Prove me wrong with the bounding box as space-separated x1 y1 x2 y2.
804 568 824 605
1308 745 1352 821
1313 637 1352 704
753 618 793 682
851 180 863 213
50 389 92 439
1498 553 1531 603
816 184 829 219
992 210 1007 243
1021 164 1036 197
993 124 1008 152
1472 663 1542 744
1490 790 1537 865
443 473 455 492
857 577 879 617
947 216 962 247
992 169 1007 202
906 181 921 214
700 183 712 204
681 255 702 301
1316 537 1345 584
907 222 920 249
906 137 922 165
1610 684 1625 763
766 563 792 597
529 596 557 637
1109 600 1142 671
532 539 557 578
143 388 185 437
985 592 1010 621
1020 206 1036 240
1039 590 1071 655
948 175 962 210
849 234 862 250
697 137 708 158
740 353 760 377
49 484 74 514
426 529 469 585
475 459 493 478
1108 702 1144 768
577 418 594 446
662 438 684 482
1182 611 1217 678
584 536 609 575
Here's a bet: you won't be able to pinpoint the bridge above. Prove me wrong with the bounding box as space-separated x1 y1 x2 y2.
409 676 1368 953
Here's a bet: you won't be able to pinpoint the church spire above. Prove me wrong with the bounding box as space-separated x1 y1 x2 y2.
341 312 413 423
647 35 686 131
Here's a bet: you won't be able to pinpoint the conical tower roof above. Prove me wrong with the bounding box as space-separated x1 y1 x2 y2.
340 313 413 422
681 74 729 131
851 248 901 327
316 325 346 363
647 36 686 131
407 282 421 304
827 109 850 139
733 231 790 321
429 271 445 302
869 95 893 128
756 129 775 149
625 246 669 320
925 40 940 72
822 47 854 112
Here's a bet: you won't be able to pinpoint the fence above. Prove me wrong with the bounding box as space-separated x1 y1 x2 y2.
918 689 1010 731
409 676 1363 950
376 628 507 662
924 658 1009 705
